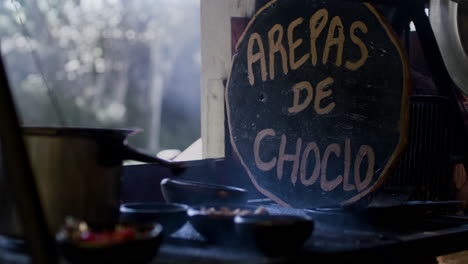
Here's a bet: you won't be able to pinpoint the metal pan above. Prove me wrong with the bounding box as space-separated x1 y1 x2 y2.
305 200 463 229
430 0 468 96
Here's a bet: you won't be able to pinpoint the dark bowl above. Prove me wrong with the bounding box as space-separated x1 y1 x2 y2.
56 223 163 264
234 214 314 255
160 178 249 205
120 202 188 234
187 203 268 245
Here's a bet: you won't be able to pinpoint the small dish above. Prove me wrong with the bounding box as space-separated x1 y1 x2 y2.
160 178 248 205
56 221 163 264
234 214 314 255
187 203 268 244
120 202 188 234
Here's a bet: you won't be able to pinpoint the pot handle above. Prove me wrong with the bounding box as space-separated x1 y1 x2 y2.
122 145 187 169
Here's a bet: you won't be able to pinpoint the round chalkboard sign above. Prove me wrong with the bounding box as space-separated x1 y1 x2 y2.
226 0 409 208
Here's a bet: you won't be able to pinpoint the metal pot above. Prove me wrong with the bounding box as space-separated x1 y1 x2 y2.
0 127 182 236
430 0 468 96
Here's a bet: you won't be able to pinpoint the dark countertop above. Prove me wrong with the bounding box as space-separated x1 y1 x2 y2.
5 157 468 264
2 209 468 264
116 163 468 263
154 223 468 264
153 205 468 264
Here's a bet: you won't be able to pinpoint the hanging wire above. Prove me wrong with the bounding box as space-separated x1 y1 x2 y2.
9 0 68 126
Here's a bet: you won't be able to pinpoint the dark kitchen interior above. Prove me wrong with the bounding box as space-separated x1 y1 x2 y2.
0 0 468 263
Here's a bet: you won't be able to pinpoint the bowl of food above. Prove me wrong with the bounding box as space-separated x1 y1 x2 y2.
160 178 249 205
234 214 314 255
187 203 268 245
56 218 163 264
120 202 188 234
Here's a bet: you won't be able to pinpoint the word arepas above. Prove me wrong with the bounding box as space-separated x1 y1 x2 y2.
246 8 369 86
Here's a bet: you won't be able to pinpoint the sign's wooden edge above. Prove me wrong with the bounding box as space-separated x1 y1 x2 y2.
341 3 410 205
225 0 410 208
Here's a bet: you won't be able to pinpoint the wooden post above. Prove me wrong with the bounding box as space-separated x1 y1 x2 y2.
200 0 255 159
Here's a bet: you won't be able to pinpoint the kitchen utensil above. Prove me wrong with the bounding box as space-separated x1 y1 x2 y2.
56 222 163 264
430 0 468 95
0 126 183 236
120 202 188 235
234 214 314 255
160 178 249 205
187 203 267 244
0 50 58 264
305 200 463 230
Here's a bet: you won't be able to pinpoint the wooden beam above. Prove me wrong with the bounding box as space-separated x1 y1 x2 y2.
200 0 255 158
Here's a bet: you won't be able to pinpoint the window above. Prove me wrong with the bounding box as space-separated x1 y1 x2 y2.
0 0 201 156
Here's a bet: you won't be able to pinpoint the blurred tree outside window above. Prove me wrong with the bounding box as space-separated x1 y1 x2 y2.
0 0 201 155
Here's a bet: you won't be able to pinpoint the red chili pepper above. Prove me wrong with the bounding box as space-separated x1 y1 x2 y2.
76 226 137 244
113 228 136 242
79 231 97 242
